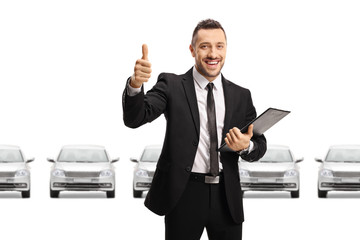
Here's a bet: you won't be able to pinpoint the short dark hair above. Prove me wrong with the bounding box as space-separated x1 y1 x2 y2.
191 19 226 47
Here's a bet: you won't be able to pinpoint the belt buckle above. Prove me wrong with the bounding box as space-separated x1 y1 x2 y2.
205 175 219 184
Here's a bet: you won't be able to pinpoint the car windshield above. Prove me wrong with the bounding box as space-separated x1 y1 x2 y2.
58 149 109 163
0 149 24 163
141 148 161 162
326 149 360 162
258 149 293 163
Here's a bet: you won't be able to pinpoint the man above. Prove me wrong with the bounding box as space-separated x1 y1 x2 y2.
123 19 267 240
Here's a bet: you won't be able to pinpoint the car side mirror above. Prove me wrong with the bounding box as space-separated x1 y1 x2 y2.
295 157 304 163
111 158 120 163
26 158 35 163
315 157 323 163
130 158 138 163
47 158 55 163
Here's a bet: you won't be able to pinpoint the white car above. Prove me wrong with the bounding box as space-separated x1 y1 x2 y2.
239 145 303 198
47 145 118 198
0 145 34 198
131 145 161 198
316 145 360 198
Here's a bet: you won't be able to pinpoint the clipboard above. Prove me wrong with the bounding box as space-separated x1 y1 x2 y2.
218 107 290 152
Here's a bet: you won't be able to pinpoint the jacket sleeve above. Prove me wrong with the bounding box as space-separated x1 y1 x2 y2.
122 74 168 128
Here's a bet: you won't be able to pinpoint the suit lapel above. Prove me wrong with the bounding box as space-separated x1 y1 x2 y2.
182 68 200 137
221 76 234 144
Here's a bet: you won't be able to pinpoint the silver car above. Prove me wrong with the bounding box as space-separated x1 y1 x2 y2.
131 145 161 198
47 145 118 198
239 145 303 198
0 145 34 198
316 145 360 198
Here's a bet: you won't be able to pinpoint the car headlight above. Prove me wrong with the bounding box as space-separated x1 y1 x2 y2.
52 169 65 177
15 169 29 177
284 169 298 177
239 169 250 178
135 169 149 177
99 169 113 177
320 169 333 177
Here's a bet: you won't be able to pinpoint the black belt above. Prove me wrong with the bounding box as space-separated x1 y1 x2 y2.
189 172 224 184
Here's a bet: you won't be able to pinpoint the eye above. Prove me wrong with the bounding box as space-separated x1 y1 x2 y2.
200 45 208 49
217 45 224 49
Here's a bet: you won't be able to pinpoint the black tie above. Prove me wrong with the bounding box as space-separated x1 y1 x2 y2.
206 83 219 176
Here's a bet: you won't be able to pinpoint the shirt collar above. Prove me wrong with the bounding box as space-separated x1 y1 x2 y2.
193 66 222 91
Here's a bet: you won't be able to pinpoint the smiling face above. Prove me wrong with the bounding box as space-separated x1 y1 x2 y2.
190 28 227 81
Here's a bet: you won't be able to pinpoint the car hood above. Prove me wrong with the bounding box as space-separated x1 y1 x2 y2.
0 163 27 171
54 162 112 171
322 162 360 172
138 162 157 172
239 162 296 172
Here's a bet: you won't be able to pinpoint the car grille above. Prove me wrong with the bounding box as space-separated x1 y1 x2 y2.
0 172 15 178
242 183 296 188
65 172 100 178
250 171 284 178
321 182 360 189
0 183 28 188
53 183 112 188
333 172 360 178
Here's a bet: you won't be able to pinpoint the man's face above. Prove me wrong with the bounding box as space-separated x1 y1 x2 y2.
190 28 227 81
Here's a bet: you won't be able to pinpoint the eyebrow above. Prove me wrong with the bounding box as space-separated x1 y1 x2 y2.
199 42 226 45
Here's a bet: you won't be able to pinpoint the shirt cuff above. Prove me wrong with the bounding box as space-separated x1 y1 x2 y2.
239 140 254 155
127 76 142 96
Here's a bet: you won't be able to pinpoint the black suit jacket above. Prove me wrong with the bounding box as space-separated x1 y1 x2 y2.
123 68 266 224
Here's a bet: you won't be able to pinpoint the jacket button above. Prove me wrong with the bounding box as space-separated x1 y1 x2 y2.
192 140 198 146
185 166 191 172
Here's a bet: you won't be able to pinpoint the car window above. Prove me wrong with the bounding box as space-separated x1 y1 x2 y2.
140 148 161 162
0 149 24 163
258 149 293 163
58 149 109 163
326 149 360 162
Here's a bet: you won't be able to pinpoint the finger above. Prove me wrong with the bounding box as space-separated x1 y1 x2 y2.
226 132 233 143
224 137 231 147
229 129 238 142
136 59 152 68
231 127 242 139
142 44 148 60
247 124 254 137
135 63 152 74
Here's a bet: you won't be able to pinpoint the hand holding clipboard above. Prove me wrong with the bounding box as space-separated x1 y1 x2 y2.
218 108 290 152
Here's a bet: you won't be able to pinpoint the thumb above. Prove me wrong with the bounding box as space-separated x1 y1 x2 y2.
247 124 254 136
142 44 148 60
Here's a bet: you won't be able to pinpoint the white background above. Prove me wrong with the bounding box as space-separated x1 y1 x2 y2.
1 0 360 239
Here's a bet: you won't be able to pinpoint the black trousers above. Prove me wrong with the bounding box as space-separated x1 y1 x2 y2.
165 174 242 240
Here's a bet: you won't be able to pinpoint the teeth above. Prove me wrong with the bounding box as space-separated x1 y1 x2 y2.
207 61 218 65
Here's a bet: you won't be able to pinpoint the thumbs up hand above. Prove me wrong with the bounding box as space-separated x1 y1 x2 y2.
130 44 152 88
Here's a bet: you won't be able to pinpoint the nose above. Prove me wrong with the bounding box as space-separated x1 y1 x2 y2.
208 47 217 59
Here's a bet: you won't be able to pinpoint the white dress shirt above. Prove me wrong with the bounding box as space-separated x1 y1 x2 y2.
191 67 226 173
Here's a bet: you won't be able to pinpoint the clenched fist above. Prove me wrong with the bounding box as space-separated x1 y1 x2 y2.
130 44 152 88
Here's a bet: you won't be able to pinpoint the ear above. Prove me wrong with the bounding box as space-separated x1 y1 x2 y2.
189 44 195 57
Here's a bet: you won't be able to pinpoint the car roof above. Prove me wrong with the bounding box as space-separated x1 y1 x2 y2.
266 144 290 150
144 145 162 150
329 145 360 150
0 145 21 150
61 145 105 150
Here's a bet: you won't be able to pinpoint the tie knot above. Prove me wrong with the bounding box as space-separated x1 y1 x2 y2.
206 82 214 91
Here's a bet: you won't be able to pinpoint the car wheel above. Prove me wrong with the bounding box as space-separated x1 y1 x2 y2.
291 190 299 198
21 190 30 198
106 190 115 198
50 189 60 198
318 188 327 198
133 188 143 198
